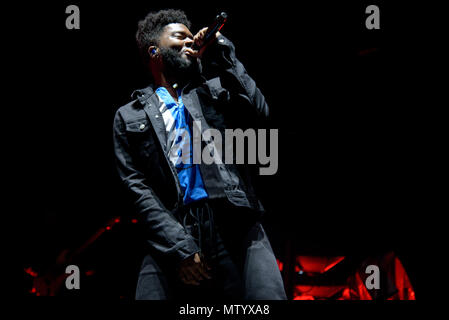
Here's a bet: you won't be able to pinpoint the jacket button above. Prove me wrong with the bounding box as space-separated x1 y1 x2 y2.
139 123 146 130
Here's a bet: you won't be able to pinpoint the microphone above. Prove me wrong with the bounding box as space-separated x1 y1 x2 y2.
194 12 228 50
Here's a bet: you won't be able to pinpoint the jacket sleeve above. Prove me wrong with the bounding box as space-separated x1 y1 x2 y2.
112 110 199 263
200 34 270 122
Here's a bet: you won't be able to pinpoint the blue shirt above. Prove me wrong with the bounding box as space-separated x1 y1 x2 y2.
155 87 208 204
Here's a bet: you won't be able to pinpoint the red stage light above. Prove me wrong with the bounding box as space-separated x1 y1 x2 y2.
296 256 345 274
292 252 416 300
24 267 38 278
276 259 284 271
85 270 95 276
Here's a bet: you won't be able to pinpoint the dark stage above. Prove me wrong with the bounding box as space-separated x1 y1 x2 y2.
20 0 420 300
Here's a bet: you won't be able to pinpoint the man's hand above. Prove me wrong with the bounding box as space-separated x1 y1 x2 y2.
178 252 212 286
192 28 221 58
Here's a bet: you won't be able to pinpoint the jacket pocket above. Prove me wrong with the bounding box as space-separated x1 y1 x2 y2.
206 77 229 102
224 187 252 208
125 118 156 159
125 118 150 133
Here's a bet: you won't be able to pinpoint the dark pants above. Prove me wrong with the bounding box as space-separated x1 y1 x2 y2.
135 199 287 300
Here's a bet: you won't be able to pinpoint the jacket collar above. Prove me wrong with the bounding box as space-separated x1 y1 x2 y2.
133 85 169 153
131 84 156 106
131 66 207 105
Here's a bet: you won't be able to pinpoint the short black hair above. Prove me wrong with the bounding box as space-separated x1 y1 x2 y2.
136 9 192 64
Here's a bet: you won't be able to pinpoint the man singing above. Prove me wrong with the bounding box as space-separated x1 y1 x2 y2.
113 9 286 300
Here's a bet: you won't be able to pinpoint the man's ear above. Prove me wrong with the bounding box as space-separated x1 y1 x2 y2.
148 46 158 58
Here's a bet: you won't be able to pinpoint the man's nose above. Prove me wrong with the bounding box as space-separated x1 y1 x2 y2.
184 38 194 48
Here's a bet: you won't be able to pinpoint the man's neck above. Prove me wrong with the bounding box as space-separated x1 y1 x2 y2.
154 72 179 102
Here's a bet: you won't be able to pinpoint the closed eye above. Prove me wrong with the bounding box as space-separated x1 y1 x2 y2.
172 32 193 40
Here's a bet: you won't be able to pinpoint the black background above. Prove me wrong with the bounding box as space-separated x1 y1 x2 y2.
19 0 422 298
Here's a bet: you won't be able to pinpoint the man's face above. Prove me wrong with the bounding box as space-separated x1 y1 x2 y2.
157 23 197 77
159 23 195 61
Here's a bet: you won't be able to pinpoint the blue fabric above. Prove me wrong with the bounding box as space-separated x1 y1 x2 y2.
156 87 208 204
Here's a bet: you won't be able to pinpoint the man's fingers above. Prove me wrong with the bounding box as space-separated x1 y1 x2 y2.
179 269 200 286
198 27 208 39
194 27 209 48
194 253 211 278
198 264 212 279
189 266 206 282
193 28 205 47
186 263 211 283
191 263 212 281
186 265 205 284
202 259 212 271
178 253 212 285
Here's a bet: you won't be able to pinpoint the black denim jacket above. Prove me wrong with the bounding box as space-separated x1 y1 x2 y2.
113 35 269 263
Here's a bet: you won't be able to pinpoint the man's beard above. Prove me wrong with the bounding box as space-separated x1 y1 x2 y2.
160 47 199 83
